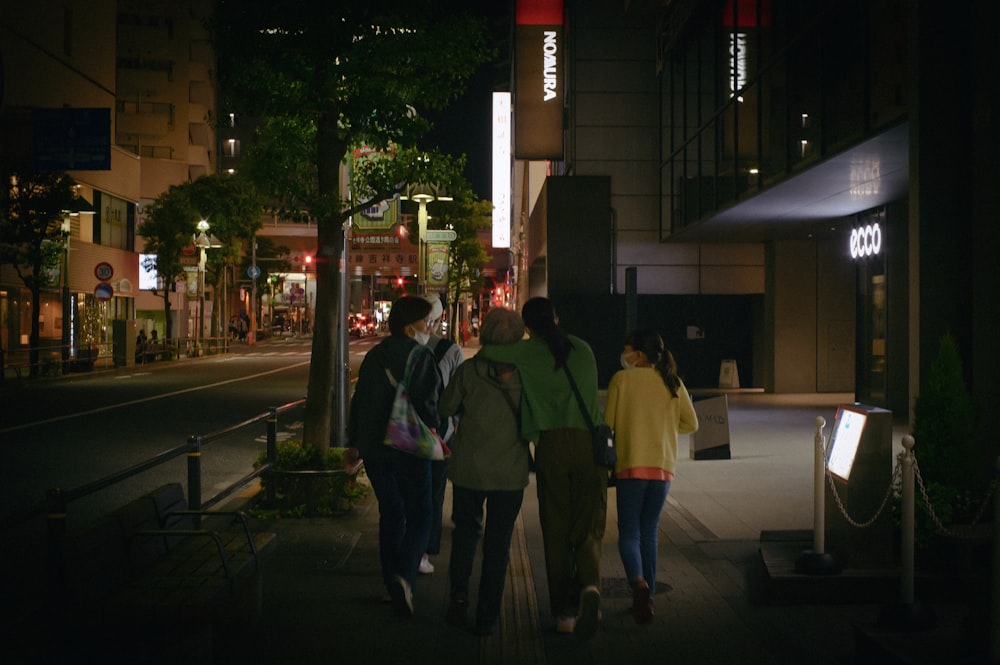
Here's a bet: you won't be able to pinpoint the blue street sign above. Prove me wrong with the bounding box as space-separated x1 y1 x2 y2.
248 265 261 279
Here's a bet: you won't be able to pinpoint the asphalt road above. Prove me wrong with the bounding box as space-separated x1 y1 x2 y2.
0 334 383 523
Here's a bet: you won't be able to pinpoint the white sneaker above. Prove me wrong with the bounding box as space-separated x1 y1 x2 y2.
555 615 576 634
418 554 434 575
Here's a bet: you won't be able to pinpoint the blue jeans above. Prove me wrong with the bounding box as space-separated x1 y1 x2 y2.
449 485 524 628
363 446 433 589
615 478 671 593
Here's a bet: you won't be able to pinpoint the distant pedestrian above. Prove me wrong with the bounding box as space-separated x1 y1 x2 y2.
476 297 606 639
135 329 148 361
439 307 528 636
348 296 440 619
605 329 698 624
419 294 464 576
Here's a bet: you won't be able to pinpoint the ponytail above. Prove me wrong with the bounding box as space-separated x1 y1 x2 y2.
522 297 573 369
625 329 680 397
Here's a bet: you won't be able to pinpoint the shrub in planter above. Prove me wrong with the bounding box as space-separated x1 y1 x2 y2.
907 332 986 557
253 441 368 517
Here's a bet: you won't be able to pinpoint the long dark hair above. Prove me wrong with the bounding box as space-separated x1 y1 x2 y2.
522 297 573 369
625 329 681 397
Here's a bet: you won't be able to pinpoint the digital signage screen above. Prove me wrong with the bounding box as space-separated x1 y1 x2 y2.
826 404 868 481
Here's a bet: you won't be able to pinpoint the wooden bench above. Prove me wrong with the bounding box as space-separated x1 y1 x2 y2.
54 483 276 661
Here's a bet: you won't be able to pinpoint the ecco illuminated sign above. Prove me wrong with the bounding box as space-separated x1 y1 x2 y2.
849 223 882 259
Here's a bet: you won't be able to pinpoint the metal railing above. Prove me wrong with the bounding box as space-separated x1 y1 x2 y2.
0 398 309 538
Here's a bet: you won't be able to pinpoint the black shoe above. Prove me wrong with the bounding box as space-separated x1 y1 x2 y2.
446 597 468 628
472 622 496 637
389 576 413 619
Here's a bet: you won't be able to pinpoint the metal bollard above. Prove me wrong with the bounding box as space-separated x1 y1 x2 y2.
187 435 202 512
992 456 1000 660
266 407 278 506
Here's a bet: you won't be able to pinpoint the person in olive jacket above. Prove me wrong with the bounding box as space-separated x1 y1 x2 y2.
348 296 440 619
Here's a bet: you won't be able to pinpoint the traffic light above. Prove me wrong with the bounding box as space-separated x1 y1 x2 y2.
396 276 404 287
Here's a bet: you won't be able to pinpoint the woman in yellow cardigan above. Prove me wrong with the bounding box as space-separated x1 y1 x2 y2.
604 329 698 624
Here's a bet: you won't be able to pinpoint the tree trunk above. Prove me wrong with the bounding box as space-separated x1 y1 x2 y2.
162 289 173 340
29 282 41 378
302 113 349 451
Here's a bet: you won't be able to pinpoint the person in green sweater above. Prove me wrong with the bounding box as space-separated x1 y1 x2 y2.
604 329 698 624
476 297 606 640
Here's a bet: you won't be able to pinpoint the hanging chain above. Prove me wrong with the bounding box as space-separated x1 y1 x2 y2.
825 454 902 528
813 425 997 536
912 455 999 538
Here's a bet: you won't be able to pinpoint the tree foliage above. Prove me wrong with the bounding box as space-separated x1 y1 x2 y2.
0 171 78 377
912 332 977 490
138 184 199 340
417 194 492 341
138 174 263 339
215 0 493 449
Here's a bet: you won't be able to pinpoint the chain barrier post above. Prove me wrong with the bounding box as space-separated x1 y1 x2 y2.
795 416 840 574
901 435 915 605
877 434 935 631
992 455 1000 661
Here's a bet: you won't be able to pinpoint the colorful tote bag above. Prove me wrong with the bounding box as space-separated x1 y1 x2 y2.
383 347 450 460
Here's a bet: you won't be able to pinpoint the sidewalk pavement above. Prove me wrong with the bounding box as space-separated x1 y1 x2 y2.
214 390 986 665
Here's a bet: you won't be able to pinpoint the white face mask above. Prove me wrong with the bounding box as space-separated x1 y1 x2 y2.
413 331 431 346
620 352 637 370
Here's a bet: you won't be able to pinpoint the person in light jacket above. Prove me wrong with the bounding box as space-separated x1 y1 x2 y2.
439 307 529 636
605 329 698 624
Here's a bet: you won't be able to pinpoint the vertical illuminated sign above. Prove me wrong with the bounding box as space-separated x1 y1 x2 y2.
493 92 511 248
514 0 564 160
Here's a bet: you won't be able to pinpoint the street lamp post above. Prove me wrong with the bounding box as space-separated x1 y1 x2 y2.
194 219 222 356
401 182 452 292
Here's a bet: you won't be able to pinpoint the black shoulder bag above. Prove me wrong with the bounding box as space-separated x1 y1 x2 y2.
562 364 617 470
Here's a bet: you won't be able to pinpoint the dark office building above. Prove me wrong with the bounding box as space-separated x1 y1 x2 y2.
513 0 997 458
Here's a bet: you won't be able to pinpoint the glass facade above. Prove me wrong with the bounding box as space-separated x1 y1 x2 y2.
660 0 907 237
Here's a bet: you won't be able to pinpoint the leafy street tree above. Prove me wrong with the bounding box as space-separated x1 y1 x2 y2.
0 171 78 377
138 183 199 341
139 174 264 341
185 174 264 337
216 1 492 450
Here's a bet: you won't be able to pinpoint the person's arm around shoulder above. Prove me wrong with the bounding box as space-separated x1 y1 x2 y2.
476 337 529 364
604 370 624 429
676 380 699 435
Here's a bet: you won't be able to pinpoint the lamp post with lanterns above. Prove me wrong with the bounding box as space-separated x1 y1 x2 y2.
400 182 452 291
194 219 222 355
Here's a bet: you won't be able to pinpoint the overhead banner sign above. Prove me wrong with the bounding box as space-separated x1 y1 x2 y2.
514 0 564 160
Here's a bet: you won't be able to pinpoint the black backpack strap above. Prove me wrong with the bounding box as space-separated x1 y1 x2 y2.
433 337 455 365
